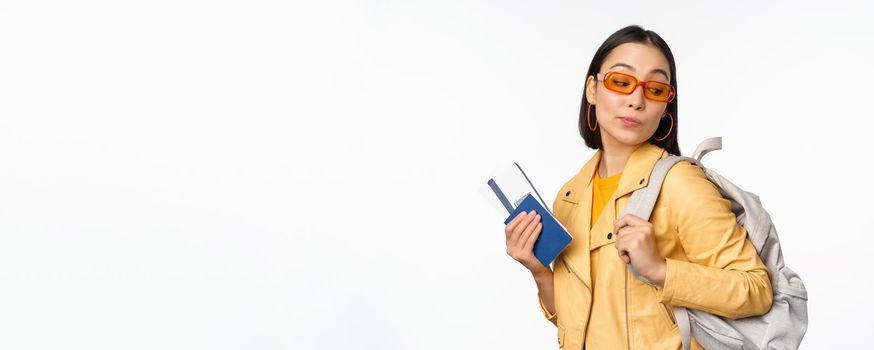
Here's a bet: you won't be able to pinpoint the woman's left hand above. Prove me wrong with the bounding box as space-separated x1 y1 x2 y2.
613 214 666 287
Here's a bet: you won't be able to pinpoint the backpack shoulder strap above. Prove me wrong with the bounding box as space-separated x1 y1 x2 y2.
619 155 696 221
621 136 723 221
620 137 723 350
619 155 694 284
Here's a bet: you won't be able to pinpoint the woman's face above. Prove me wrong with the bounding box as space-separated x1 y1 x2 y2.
585 42 672 148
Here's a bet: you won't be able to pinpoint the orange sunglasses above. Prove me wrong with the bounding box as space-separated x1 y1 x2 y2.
596 71 676 103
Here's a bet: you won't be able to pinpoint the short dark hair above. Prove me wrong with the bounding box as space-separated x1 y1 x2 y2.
579 25 681 156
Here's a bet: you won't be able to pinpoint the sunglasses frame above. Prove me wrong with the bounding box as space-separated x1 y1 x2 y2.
596 71 676 103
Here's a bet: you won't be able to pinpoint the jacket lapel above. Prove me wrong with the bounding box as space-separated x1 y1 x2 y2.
559 142 668 287
610 142 668 202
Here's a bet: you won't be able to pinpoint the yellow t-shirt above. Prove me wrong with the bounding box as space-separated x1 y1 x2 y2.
591 169 623 229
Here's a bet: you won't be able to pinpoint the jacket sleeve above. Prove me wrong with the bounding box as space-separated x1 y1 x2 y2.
538 292 557 325
533 189 565 326
656 161 773 319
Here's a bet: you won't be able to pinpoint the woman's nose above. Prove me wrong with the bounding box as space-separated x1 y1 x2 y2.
627 85 646 110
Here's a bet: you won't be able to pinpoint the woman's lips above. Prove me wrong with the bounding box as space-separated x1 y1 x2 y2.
619 117 641 127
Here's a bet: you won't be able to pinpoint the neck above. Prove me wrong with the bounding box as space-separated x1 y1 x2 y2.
599 138 642 178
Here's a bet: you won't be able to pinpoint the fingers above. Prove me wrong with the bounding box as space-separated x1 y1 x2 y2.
616 214 644 226
505 210 542 265
614 224 655 266
618 250 631 264
505 211 528 241
616 224 647 244
517 214 540 252
508 210 538 246
616 238 632 264
613 214 647 235
514 212 541 247
615 238 631 264
613 215 653 242
520 220 542 253
613 216 629 237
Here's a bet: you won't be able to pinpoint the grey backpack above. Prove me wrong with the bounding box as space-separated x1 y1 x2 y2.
620 137 808 350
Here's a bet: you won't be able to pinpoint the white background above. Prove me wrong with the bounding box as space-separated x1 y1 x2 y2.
1 1 872 349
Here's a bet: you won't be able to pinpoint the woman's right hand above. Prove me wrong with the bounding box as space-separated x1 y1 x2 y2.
505 210 548 275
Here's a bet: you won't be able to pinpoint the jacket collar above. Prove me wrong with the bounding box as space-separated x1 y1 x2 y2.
568 142 668 200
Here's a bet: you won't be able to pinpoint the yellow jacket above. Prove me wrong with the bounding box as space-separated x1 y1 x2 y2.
538 142 773 349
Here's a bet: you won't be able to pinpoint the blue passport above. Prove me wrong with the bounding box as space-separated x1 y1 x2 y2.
503 193 573 268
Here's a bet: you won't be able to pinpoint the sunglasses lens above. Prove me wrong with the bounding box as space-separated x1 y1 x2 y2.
644 82 673 102
604 73 636 93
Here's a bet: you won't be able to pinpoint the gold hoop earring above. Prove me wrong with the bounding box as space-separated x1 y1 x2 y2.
653 112 674 142
587 104 598 132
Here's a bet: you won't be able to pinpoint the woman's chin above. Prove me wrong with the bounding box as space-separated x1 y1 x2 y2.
606 128 648 146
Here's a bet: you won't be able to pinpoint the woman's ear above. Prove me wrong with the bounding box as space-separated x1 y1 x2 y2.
585 75 597 105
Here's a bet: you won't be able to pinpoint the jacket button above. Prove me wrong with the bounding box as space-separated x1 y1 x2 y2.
607 232 613 239
565 190 571 196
